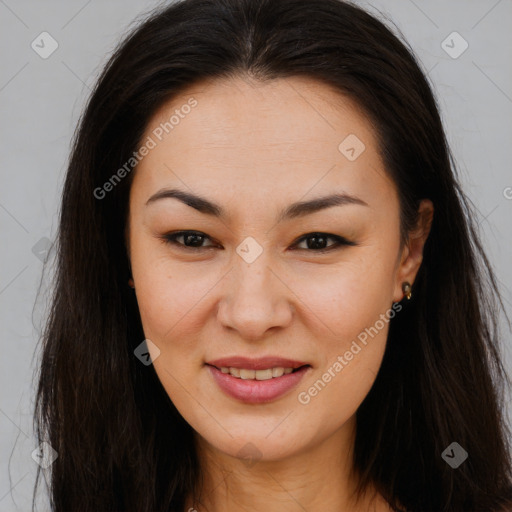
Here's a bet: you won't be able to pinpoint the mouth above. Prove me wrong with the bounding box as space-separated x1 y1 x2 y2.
205 357 312 403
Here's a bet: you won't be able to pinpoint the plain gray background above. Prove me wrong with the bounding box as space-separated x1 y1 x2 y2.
1 0 511 510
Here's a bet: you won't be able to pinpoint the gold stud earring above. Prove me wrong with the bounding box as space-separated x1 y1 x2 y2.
128 278 135 289
402 281 412 300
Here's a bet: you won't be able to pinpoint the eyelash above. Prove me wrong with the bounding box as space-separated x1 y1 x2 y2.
160 230 357 254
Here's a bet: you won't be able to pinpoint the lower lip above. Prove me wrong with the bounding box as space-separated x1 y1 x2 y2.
207 365 310 404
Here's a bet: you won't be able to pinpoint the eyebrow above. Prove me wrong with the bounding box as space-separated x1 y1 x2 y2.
145 187 368 222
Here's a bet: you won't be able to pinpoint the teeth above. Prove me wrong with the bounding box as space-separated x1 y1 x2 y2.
272 367 284 377
220 366 300 379
255 369 273 380
240 369 255 379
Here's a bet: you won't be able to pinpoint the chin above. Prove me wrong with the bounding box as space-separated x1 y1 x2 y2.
197 423 313 464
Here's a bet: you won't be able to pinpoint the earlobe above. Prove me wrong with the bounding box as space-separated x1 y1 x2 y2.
401 281 412 300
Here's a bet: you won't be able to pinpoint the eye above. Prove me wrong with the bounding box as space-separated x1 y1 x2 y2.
291 232 356 253
161 230 218 251
161 230 356 253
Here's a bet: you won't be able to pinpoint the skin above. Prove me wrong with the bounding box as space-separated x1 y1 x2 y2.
126 75 433 512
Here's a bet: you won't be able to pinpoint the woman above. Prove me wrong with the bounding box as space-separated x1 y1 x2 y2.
33 0 512 510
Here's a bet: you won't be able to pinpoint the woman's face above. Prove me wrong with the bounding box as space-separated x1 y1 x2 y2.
126 75 431 462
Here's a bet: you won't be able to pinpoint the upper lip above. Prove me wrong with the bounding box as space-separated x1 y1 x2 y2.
206 356 310 370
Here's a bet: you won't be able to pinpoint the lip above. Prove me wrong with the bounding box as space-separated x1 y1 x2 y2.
205 357 311 404
206 356 308 370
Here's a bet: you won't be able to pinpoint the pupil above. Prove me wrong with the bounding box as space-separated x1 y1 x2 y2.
185 233 203 247
308 234 327 250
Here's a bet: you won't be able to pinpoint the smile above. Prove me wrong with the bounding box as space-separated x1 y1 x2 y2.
205 357 311 403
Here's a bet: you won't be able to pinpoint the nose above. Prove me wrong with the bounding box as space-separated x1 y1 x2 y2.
216 253 294 341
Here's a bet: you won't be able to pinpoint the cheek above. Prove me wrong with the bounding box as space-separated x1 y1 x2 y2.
295 333 388 443
129 231 212 341
294 274 394 433
299 277 391 375
289 249 396 415
288 249 396 346
135 270 212 345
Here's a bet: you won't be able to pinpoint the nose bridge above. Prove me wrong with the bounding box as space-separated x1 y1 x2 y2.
217 243 292 338
233 234 275 294
235 252 274 301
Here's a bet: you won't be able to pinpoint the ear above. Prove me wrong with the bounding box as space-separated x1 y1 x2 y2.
393 199 434 303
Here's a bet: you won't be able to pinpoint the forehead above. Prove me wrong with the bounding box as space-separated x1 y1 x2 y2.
131 75 396 212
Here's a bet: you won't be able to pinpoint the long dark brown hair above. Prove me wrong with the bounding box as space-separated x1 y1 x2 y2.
33 0 512 510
